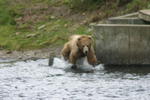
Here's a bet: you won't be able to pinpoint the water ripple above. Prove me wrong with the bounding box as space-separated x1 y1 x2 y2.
0 58 150 100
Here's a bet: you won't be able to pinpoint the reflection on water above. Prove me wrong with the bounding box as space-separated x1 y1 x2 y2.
0 58 150 100
105 65 150 75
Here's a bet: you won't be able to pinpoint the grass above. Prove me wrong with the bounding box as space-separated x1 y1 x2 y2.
64 0 104 11
0 0 91 50
0 19 91 50
0 0 16 25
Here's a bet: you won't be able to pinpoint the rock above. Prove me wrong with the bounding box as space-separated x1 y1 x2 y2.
50 16 55 19
64 24 68 27
38 25 46 30
26 34 37 38
6 51 12 54
82 12 86 16
48 56 54 66
15 32 21 35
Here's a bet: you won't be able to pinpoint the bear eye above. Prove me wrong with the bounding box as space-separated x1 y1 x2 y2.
88 37 92 40
78 38 81 41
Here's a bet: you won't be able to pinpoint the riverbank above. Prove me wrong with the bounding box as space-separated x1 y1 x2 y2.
0 46 62 62
0 0 150 60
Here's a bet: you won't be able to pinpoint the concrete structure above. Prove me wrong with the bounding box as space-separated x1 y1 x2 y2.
108 13 150 25
92 12 150 64
139 10 150 22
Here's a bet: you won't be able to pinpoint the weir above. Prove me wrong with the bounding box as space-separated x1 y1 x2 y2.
92 10 150 64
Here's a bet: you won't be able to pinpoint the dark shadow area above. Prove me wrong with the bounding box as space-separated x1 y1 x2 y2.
104 64 150 75
64 67 94 73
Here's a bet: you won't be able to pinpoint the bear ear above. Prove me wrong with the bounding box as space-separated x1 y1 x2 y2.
78 37 81 41
88 36 92 40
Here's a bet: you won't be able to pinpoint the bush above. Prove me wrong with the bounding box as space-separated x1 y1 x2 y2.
126 0 150 12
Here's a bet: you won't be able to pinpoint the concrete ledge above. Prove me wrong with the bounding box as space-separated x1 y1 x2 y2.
95 24 150 27
139 10 150 22
108 12 150 24
109 12 138 19
107 17 149 24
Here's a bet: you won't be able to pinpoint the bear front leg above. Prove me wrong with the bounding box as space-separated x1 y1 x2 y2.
88 55 97 66
87 47 97 66
69 52 78 69
61 43 70 61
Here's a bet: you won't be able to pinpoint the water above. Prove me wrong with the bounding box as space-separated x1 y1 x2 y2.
0 58 150 100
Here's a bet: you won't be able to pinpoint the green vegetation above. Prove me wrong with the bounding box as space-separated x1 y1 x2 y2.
0 18 90 50
0 0 15 25
126 0 150 13
66 0 150 11
0 0 150 50
64 0 103 11
0 0 91 50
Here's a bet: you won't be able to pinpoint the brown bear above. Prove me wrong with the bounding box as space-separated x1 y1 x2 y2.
61 34 97 68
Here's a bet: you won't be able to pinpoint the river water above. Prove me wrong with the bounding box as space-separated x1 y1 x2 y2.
0 58 150 100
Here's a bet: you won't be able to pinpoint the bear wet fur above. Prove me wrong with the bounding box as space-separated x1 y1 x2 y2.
61 35 97 68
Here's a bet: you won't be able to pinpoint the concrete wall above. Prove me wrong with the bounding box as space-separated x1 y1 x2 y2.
92 24 150 64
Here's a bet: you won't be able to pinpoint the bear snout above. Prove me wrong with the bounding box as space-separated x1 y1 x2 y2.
83 46 89 55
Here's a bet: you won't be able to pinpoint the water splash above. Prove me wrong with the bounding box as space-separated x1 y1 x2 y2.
51 57 102 73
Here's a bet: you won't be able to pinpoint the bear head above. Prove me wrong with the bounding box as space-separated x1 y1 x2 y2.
77 35 93 55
